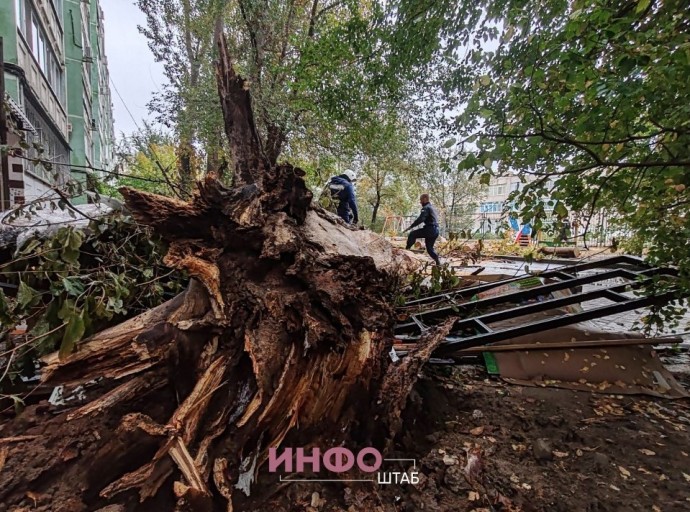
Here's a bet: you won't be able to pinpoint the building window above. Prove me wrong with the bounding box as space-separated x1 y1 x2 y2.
47 53 65 105
50 0 64 23
480 201 503 214
15 0 23 29
487 184 507 197
23 95 70 185
23 5 66 106
31 16 39 54
36 27 47 72
84 97 94 163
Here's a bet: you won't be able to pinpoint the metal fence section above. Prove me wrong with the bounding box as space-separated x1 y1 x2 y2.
394 256 681 356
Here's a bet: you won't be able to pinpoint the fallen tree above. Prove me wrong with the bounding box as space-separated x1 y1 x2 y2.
0 37 438 511
0 211 187 386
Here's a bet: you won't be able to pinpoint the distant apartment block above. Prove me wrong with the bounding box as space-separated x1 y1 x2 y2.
475 175 527 235
64 0 115 189
475 175 615 245
0 0 114 208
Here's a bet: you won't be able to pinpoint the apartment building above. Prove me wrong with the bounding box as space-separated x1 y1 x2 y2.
90 2 114 172
0 0 114 208
64 0 114 191
474 175 617 245
475 175 527 235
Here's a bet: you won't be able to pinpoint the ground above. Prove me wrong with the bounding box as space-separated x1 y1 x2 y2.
3 252 690 511
2 346 689 512
264 362 690 512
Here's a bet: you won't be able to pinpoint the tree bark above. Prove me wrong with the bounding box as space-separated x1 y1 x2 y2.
0 169 424 511
264 122 286 166
215 34 266 187
177 135 196 194
371 191 382 228
0 41 432 512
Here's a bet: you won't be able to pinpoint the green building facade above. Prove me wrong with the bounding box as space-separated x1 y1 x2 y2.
1 0 114 208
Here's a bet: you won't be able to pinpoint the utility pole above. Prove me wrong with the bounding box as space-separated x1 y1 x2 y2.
0 37 11 211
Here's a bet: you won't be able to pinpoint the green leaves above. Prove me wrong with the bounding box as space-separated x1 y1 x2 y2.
17 281 39 309
62 277 86 297
553 201 568 218
60 228 83 264
104 137 179 198
17 239 41 256
0 215 186 388
635 0 651 14
417 0 689 305
107 296 125 315
59 309 85 359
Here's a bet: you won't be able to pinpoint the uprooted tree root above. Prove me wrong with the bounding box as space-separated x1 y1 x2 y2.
0 165 449 511
0 34 451 511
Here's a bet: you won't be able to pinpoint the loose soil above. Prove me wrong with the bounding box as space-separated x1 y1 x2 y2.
2 360 689 511
264 363 690 512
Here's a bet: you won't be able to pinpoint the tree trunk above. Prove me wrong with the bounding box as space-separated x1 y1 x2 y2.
215 34 266 187
371 191 381 228
0 40 436 512
177 135 196 194
264 122 286 166
538 245 581 258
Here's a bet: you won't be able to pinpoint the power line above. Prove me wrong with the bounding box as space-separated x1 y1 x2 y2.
13 153 171 186
109 76 188 198
109 75 144 134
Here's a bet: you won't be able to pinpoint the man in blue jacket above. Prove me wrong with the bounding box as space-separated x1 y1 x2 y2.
403 194 441 265
327 169 359 225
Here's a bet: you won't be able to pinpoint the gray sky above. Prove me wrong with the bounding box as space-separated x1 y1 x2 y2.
100 0 166 139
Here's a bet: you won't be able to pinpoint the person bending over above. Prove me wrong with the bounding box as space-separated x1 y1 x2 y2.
327 169 359 225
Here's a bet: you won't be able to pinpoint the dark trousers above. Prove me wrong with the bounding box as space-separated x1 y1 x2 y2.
336 202 352 224
406 225 440 265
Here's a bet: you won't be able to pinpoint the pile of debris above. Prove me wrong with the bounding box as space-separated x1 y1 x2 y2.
0 37 429 512
394 255 688 398
0 198 188 396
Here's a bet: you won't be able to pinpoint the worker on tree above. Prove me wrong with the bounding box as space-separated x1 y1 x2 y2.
326 169 359 225
403 193 441 265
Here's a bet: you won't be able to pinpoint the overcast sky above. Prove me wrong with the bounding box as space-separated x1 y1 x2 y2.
101 0 166 139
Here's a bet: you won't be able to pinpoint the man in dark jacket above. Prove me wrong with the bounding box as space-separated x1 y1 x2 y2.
403 194 441 265
327 169 359 225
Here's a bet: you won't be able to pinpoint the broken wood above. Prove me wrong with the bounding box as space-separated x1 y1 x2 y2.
0 435 39 444
0 445 7 473
0 39 425 512
538 245 581 258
